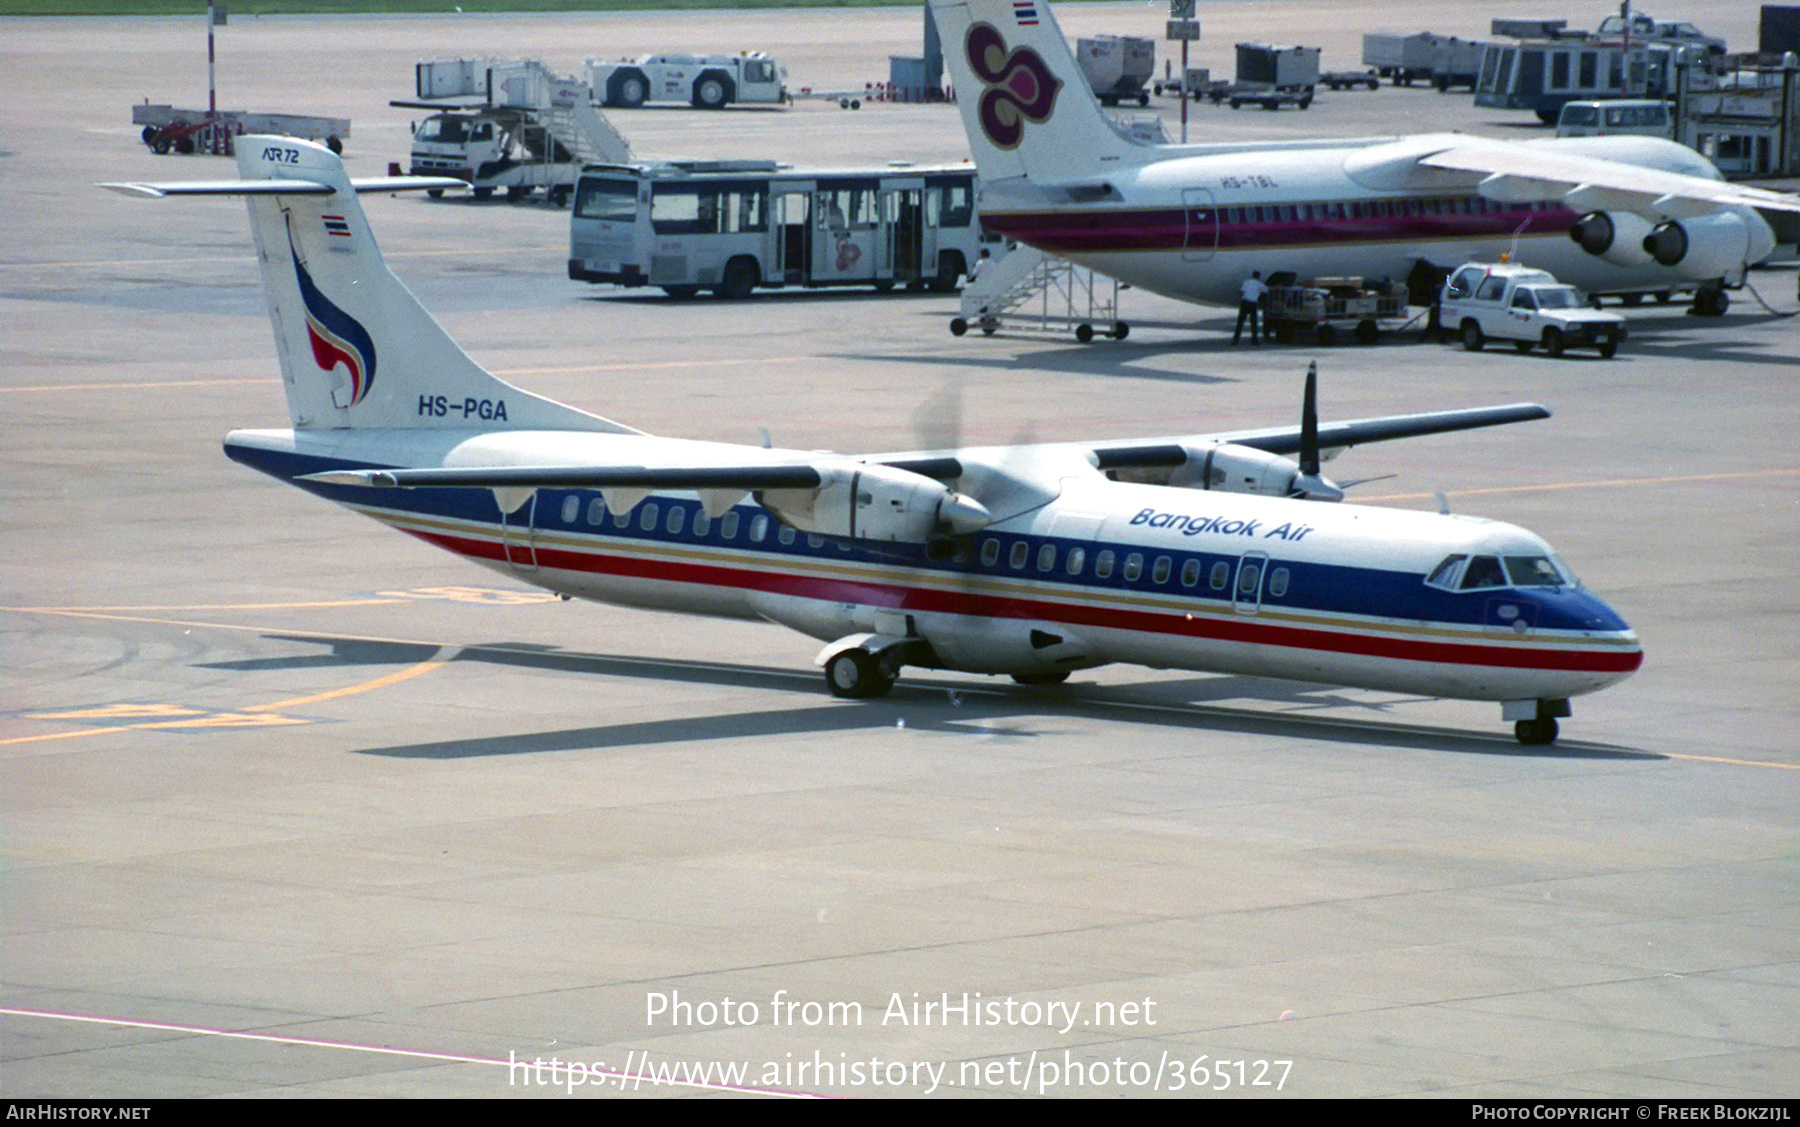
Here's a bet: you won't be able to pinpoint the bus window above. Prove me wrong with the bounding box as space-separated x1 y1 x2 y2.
575 178 639 223
818 182 878 231
928 177 975 228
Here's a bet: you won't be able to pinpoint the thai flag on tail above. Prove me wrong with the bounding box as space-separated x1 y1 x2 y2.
1013 1 1039 25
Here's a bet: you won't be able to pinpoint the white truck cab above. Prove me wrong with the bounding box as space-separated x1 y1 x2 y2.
1441 262 1626 358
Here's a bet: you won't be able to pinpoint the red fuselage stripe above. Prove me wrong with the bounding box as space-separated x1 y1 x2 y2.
407 526 1643 675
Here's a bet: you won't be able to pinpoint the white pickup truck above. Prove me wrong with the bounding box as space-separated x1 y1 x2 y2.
1440 263 1626 358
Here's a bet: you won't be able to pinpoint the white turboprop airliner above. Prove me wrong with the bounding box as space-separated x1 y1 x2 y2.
104 137 1642 744
929 0 1797 316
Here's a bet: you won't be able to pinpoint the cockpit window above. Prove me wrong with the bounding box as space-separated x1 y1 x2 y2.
1429 552 1579 591
1460 555 1507 590
1504 555 1573 587
1425 554 1466 590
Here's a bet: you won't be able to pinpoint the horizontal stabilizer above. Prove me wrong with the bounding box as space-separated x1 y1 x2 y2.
98 175 467 199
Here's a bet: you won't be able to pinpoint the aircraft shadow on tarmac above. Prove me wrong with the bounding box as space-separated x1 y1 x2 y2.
237 633 1658 763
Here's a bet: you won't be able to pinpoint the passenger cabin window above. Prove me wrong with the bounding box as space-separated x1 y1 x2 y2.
1152 556 1172 584
1095 550 1115 578
981 538 1001 567
1210 561 1230 590
750 514 769 542
561 495 580 524
639 503 659 531
778 525 797 546
666 507 686 535
1066 547 1086 576
1037 544 1056 572
1009 541 1029 570
1123 553 1143 582
1269 567 1290 597
1181 559 1200 587
720 511 740 540
587 498 607 525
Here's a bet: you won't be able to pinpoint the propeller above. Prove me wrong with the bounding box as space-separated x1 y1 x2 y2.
1291 362 1345 502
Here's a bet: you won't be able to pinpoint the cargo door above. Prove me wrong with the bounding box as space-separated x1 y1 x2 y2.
499 491 539 572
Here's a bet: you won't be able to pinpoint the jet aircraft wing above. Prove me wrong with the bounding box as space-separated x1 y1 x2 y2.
1417 141 1800 219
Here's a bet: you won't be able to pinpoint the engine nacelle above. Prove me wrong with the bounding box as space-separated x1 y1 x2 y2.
759 464 990 544
1169 443 1341 501
1570 211 1656 268
1641 212 1754 280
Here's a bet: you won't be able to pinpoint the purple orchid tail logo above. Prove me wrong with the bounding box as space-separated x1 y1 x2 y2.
966 22 1061 151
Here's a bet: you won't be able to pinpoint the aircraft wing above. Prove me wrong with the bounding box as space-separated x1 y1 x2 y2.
304 402 1550 496
1418 141 1800 219
303 464 827 490
1085 403 1552 470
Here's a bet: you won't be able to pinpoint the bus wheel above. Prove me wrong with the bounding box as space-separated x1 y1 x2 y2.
718 256 759 299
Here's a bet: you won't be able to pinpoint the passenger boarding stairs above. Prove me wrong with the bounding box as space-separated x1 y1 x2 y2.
486 60 632 166
951 244 1127 342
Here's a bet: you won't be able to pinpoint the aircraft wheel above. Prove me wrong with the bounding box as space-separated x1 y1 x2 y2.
950 317 969 337
1514 717 1559 745
1076 323 1095 343
1542 327 1565 357
1111 322 1129 340
826 650 893 699
1355 319 1378 345
1460 320 1484 352
1012 670 1070 686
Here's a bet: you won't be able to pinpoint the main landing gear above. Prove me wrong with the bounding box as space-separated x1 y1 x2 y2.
1505 698 1570 745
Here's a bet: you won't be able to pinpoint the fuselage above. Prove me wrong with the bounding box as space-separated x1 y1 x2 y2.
979 135 1774 306
226 427 1642 704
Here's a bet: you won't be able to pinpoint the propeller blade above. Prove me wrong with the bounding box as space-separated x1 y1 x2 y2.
1299 361 1321 479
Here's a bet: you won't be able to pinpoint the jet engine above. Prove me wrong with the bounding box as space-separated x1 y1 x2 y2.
759 464 991 544
1639 212 1754 280
1569 211 1656 268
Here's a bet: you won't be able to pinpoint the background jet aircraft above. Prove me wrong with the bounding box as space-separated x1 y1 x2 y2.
929 0 1796 316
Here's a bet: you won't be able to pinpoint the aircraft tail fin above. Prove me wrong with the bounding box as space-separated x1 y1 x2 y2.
930 0 1151 186
102 135 635 435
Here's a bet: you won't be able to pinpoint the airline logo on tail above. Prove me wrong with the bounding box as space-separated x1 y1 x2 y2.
289 236 377 407
966 22 1061 150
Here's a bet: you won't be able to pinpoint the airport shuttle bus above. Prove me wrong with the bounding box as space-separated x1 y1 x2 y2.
568 160 993 298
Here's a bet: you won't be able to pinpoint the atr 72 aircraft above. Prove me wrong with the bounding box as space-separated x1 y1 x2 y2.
928 0 1798 315
105 137 1642 744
